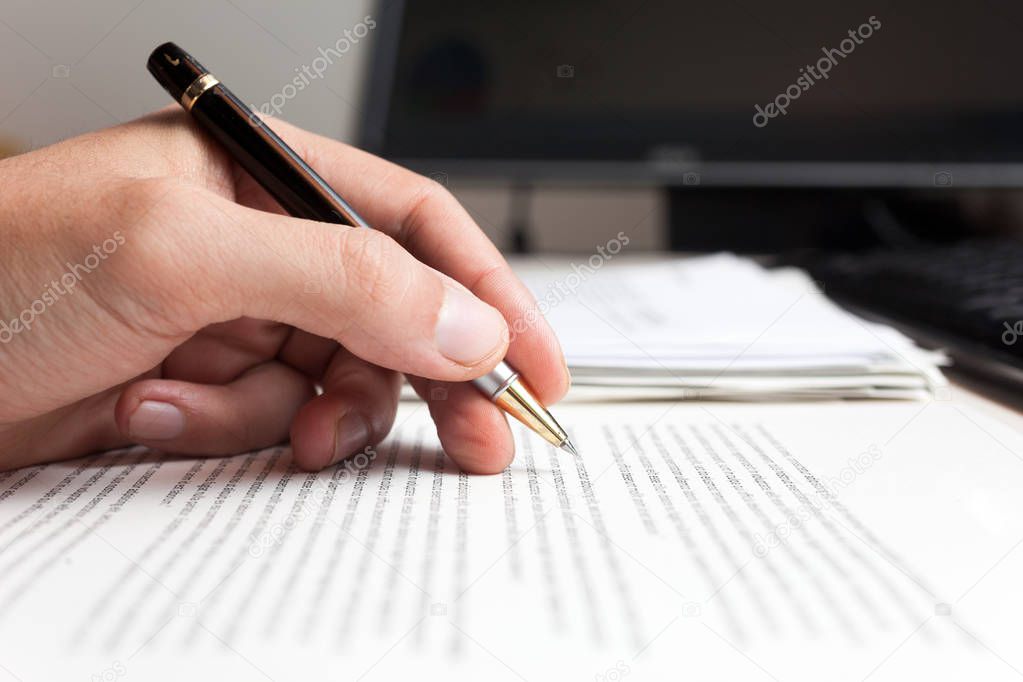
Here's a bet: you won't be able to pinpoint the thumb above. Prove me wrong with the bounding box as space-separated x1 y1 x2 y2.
182 190 509 381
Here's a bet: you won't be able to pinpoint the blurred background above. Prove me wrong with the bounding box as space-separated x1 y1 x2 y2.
0 0 666 252
7 0 1023 255
3 0 1023 256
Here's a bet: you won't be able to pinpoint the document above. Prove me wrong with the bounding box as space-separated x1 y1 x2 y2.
1 399 1021 680
514 255 948 400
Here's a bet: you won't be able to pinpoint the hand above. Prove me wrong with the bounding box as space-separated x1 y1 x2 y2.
0 107 569 473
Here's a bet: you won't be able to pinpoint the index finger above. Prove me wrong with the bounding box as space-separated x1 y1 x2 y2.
253 118 570 404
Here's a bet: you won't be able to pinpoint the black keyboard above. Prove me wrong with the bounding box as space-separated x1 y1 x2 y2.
807 240 1023 381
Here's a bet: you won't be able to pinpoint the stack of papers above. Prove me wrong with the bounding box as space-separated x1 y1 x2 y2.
515 254 947 400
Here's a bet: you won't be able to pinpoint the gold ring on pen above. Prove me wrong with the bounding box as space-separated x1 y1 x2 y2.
180 73 219 111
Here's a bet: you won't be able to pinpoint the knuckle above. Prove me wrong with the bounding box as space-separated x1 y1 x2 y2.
118 176 192 214
338 229 412 309
400 177 456 244
417 176 450 200
328 361 380 393
107 178 223 332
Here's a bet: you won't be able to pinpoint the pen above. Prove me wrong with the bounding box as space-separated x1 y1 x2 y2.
146 42 578 457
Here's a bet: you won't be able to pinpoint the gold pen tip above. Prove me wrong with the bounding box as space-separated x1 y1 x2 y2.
560 439 579 456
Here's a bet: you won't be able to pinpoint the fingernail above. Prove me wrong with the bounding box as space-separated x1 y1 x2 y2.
435 282 507 365
128 400 185 441
332 412 370 466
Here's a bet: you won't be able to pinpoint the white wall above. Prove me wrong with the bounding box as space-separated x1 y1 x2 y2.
0 0 665 253
0 0 375 145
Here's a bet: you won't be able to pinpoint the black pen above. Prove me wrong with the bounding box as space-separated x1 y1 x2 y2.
146 42 577 456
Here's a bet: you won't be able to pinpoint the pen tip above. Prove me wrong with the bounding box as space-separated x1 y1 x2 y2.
560 439 579 457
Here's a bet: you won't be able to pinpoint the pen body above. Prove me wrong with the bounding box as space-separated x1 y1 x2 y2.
192 86 367 228
147 42 364 227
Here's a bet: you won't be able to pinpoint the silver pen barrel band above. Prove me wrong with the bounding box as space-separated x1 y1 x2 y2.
473 362 518 399
181 73 219 111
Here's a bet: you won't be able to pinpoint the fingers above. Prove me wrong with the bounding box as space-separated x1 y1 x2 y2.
0 388 130 470
290 347 401 471
113 361 314 455
158 185 509 383
162 317 292 384
407 377 514 474
162 320 339 384
277 329 340 378
237 119 570 405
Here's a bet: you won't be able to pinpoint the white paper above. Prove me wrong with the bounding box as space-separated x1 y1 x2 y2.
1 398 1021 680
513 254 947 399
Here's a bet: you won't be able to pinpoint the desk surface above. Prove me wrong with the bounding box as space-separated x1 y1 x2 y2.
949 368 1023 419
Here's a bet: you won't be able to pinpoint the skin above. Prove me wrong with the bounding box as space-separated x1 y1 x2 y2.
0 106 569 473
